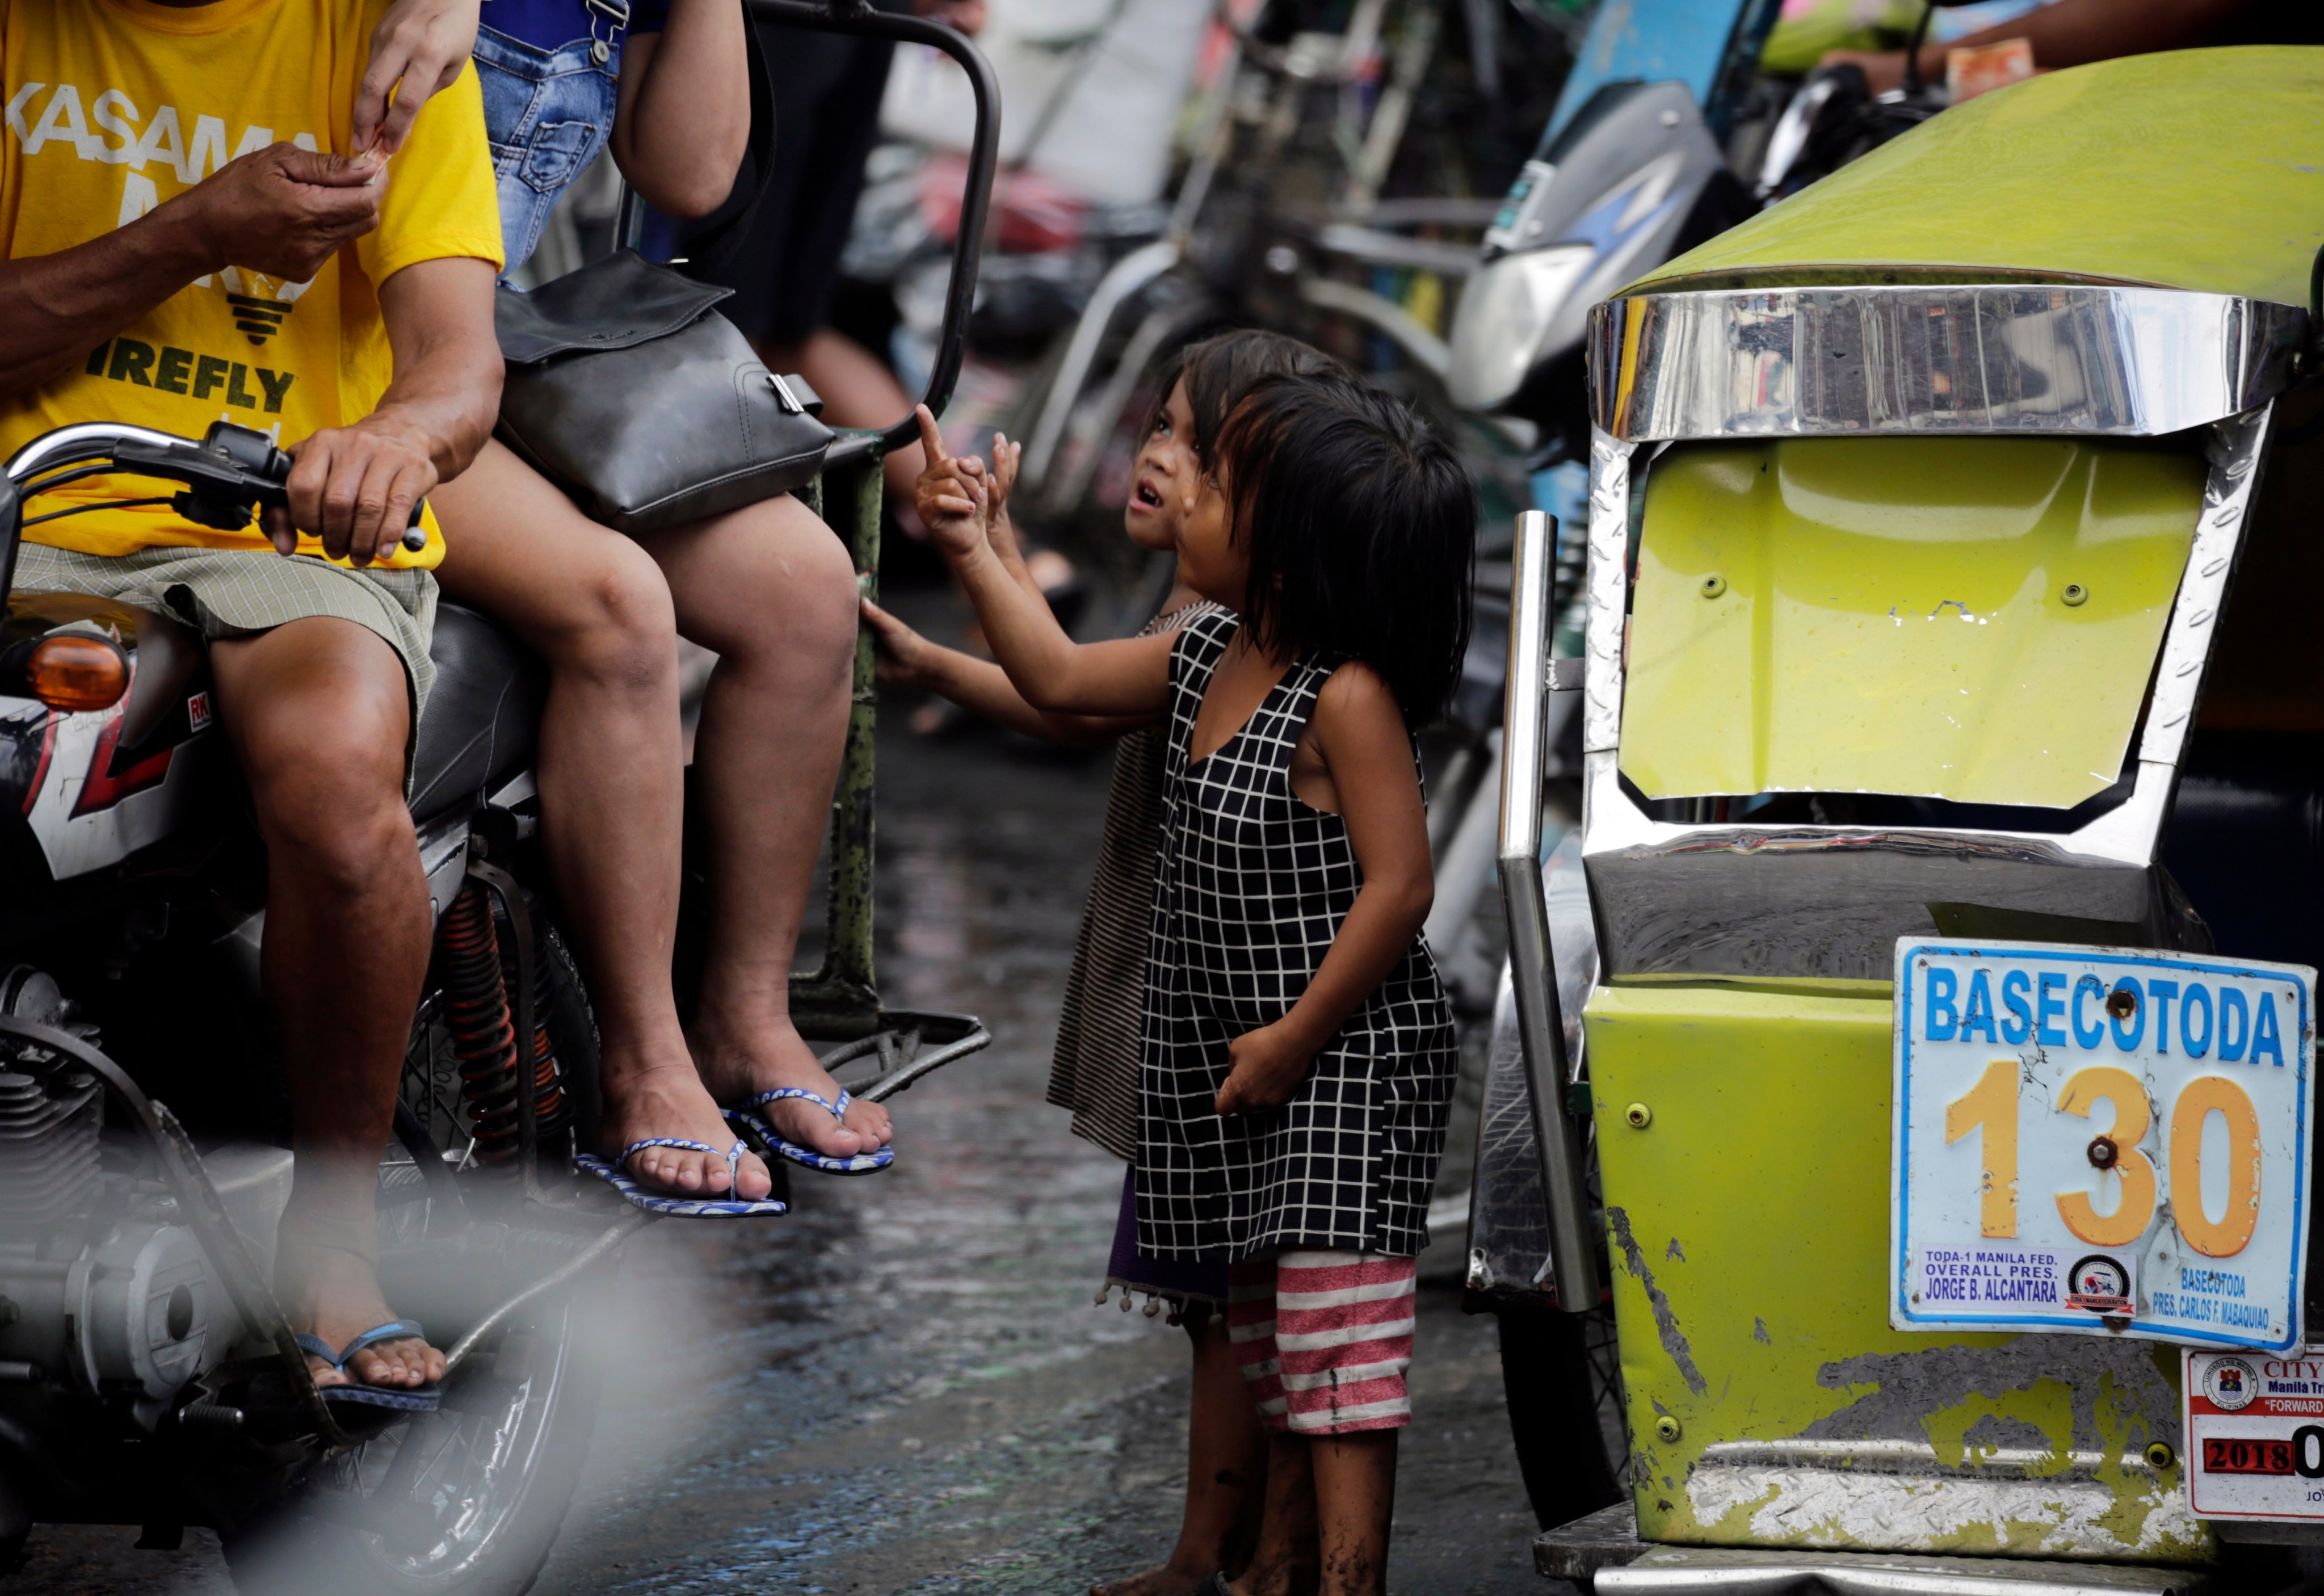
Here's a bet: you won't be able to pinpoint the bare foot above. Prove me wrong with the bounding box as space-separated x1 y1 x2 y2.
599 1053 775 1200
276 1230 446 1393
690 1007 893 1160
1093 1563 1211 1596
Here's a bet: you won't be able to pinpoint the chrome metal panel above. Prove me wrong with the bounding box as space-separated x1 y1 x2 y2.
1588 285 2304 442
1574 408 2275 979
1599 1545 2205 1594
2138 406 2272 770
1497 507 1600 1311
1583 428 1632 754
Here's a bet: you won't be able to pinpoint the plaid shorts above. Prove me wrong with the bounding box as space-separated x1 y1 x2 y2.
1228 1251 1417 1435
11 541 438 783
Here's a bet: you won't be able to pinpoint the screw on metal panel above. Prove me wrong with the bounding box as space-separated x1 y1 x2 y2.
2145 1442 2176 1471
2106 985 2138 1020
2086 1135 2120 1170
2062 583 2089 607
1699 574 1727 599
1625 1102 1653 1129
1655 1416 1682 1443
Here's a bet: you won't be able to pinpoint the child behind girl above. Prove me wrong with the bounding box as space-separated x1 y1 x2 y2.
919 372 1476 1596
868 330 1347 1596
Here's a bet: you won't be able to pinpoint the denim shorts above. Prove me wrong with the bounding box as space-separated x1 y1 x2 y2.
472 26 621 275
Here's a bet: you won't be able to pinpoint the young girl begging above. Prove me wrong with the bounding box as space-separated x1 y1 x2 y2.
874 330 1345 1596
921 373 1474 1596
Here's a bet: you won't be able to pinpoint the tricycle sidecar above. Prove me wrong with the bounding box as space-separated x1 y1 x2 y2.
1482 45 2324 1594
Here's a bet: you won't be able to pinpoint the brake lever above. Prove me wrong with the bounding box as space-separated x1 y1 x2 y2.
113 425 428 553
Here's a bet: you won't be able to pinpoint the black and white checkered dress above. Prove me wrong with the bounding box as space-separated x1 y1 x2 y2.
1136 611 1457 1263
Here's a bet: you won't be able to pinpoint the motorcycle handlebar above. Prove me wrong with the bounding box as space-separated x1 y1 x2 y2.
745 0 1000 461
0 421 426 611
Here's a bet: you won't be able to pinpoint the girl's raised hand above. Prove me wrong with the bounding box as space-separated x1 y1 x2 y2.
912 405 987 556
987 432 1021 516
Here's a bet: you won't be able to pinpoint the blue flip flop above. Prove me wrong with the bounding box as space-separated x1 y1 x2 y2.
574 1135 790 1217
734 1087 893 1175
295 1321 442 1412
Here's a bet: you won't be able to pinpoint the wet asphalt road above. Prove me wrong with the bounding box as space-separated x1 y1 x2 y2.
10 673 1546 1596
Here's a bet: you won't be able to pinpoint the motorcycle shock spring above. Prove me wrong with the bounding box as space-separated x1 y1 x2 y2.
436 882 570 1164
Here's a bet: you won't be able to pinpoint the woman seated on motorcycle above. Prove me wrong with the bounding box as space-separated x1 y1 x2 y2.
356 0 885 1197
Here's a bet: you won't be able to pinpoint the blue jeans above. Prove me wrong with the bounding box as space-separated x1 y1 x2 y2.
472 26 621 275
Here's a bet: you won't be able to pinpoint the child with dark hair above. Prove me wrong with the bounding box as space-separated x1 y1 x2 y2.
877 329 1348 1596
920 372 1474 1596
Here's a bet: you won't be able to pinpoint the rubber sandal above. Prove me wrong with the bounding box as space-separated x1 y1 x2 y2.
294 1320 442 1412
733 1087 893 1175
574 1135 789 1216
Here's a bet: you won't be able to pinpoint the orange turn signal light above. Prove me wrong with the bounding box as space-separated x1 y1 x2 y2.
18 635 130 712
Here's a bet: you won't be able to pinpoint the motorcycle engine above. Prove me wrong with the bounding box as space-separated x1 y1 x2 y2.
0 967 276 1430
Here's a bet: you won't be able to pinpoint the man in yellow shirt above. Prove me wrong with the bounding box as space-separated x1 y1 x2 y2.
0 0 504 1400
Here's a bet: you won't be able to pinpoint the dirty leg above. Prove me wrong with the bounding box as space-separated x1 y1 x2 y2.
1225 1435 1319 1596
1310 1429 1396 1596
1094 1312 1270 1596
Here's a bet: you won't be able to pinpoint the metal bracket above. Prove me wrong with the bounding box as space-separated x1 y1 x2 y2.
1498 509 1603 1314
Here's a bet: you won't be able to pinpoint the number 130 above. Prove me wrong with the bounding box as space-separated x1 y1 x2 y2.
1945 1061 2262 1258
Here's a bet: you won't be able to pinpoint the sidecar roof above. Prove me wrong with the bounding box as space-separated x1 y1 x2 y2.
1628 46 2324 308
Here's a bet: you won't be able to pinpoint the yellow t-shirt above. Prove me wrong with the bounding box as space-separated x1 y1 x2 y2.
0 0 505 568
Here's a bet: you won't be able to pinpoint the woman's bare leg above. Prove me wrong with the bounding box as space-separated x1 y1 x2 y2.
634 492 887 1155
431 441 772 1199
1095 1310 1272 1596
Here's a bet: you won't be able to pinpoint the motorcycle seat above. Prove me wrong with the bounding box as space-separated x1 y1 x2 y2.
408 602 544 823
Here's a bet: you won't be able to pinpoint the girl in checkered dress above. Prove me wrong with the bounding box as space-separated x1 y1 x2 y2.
922 372 1474 1596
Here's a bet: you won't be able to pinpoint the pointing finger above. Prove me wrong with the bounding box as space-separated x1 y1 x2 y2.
914 404 949 469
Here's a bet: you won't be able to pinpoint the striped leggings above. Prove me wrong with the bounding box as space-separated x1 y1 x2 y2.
1227 1251 1417 1435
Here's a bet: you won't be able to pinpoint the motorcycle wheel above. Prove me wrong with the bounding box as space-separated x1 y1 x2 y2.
218 1290 606 1596
1497 1300 1627 1531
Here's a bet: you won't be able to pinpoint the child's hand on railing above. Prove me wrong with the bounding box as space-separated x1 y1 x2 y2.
1215 1023 1315 1116
859 597 935 688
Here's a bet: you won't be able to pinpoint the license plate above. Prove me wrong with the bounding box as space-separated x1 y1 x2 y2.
2185 1348 2324 1521
1892 941 2314 1351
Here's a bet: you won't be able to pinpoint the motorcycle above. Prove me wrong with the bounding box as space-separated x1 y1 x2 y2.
0 4 1002 1589
1487 39 2324 1592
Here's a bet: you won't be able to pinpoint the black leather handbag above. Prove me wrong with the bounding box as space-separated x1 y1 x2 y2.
492 251 834 536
